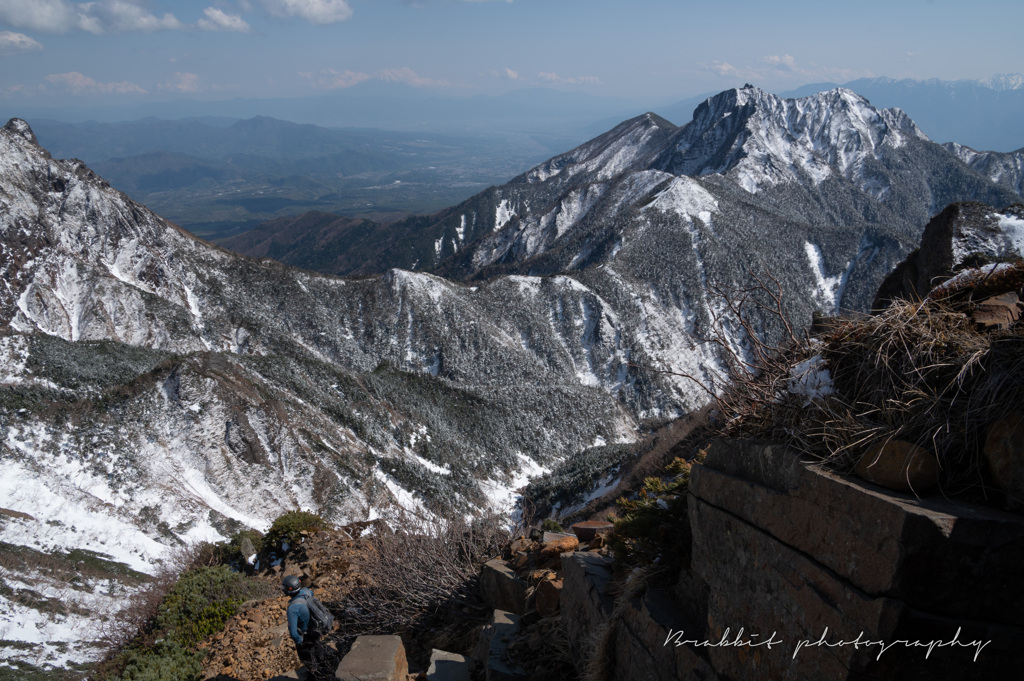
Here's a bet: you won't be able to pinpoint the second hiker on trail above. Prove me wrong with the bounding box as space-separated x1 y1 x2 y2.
283 575 334 679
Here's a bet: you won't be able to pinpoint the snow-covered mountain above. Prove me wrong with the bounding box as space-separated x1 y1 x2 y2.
244 87 1020 307
944 141 1024 197
1 85 1022 670
0 116 706 668
786 75 1024 152
376 87 1021 319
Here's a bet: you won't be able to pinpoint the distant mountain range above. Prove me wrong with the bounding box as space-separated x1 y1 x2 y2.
9 73 1020 240
227 86 1023 316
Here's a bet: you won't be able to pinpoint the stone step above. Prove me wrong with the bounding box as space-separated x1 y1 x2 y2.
334 635 408 681
473 609 528 681
427 648 471 681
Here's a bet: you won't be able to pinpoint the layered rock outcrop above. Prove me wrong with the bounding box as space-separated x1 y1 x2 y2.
560 439 1024 681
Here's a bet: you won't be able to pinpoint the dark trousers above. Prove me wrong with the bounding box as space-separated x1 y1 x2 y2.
296 634 331 680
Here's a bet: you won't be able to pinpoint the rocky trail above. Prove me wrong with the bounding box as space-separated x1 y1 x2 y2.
189 518 615 681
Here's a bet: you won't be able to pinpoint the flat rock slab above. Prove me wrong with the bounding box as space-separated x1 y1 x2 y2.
542 531 576 543
571 520 614 542
335 635 408 681
428 649 471 681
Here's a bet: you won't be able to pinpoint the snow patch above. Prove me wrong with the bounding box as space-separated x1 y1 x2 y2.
494 198 517 232
804 242 848 314
480 453 549 516
788 355 834 405
646 177 718 219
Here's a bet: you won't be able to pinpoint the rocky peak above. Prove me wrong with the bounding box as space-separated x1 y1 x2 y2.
656 87 927 193
523 111 677 184
3 117 38 146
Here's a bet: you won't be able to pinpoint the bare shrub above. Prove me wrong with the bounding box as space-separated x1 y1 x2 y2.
336 511 508 656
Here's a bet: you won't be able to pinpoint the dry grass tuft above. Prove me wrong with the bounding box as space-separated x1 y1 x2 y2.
714 289 1023 501
663 265 1024 505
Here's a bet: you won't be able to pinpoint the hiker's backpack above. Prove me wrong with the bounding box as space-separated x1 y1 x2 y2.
298 591 335 636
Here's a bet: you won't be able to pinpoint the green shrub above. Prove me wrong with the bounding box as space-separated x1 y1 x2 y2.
103 566 273 681
111 640 203 681
156 566 268 646
609 453 703 568
541 518 564 533
262 510 328 555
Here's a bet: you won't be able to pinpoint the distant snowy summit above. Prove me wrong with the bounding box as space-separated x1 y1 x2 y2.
786 74 1024 152
652 85 929 194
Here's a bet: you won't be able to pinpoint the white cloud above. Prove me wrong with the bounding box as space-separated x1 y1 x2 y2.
197 7 251 32
538 71 601 85
0 31 44 55
380 67 450 87
260 0 353 25
0 0 183 35
502 68 520 81
3 82 48 96
763 54 796 71
90 1 183 32
705 60 738 77
160 72 202 92
0 0 93 33
299 68 371 89
46 71 146 94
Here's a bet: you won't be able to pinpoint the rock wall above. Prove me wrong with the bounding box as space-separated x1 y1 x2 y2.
561 439 1024 681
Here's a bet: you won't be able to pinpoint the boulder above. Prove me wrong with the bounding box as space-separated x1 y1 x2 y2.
534 535 579 569
691 439 1024 624
984 410 1024 498
854 440 939 492
873 202 1024 310
509 536 533 554
560 552 615 655
973 291 1021 330
535 579 563 617
615 589 718 681
542 531 575 543
334 635 408 681
570 520 614 542
479 559 529 615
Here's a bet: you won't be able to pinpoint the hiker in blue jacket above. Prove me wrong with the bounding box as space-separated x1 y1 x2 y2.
283 575 329 679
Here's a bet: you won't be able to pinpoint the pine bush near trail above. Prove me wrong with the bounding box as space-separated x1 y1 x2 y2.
261 510 329 557
106 566 274 681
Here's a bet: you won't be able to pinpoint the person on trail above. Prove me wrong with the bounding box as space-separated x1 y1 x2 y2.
283 575 330 679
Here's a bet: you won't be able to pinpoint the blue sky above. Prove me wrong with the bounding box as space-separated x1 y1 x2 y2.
0 0 1021 111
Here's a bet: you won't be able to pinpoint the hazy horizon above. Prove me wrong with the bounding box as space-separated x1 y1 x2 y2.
1 0 1021 119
